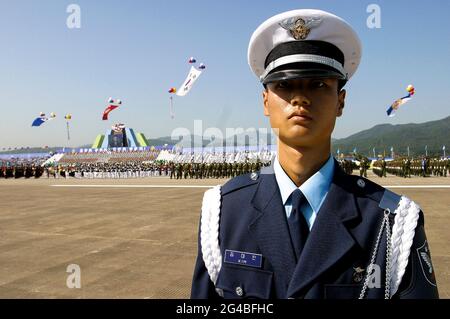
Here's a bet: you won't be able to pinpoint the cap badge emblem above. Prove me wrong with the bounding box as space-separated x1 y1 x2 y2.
279 16 322 40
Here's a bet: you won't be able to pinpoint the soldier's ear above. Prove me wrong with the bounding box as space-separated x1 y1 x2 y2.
263 88 270 116
337 89 346 117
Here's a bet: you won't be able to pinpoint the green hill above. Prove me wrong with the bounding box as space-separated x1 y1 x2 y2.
332 116 450 157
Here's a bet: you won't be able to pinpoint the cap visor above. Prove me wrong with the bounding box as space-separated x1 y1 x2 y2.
263 68 346 84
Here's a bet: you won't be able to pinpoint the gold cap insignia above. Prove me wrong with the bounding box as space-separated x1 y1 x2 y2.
279 16 322 40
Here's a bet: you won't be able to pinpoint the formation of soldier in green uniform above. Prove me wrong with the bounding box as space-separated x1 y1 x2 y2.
0 163 45 179
372 157 449 178
168 160 269 180
0 158 46 179
337 159 357 175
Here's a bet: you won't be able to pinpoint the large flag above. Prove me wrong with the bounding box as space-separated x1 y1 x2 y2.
176 66 203 97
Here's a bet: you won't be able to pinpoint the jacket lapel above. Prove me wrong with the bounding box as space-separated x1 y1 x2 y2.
248 167 297 293
287 165 360 298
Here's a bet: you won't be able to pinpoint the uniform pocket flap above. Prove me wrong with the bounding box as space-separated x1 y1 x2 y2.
216 264 273 299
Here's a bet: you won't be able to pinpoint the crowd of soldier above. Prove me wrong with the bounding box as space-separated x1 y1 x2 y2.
3 156 449 180
373 157 449 178
0 163 45 179
337 159 357 175
168 160 269 180
1 159 271 180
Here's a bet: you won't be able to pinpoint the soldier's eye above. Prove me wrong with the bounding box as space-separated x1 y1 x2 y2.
275 81 290 89
311 80 326 89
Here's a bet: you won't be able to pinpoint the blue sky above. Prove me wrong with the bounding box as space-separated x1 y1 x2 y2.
0 0 449 148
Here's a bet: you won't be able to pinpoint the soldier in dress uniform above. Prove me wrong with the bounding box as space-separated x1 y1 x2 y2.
191 9 438 299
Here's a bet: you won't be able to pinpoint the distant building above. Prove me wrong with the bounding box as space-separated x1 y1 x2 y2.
91 123 148 149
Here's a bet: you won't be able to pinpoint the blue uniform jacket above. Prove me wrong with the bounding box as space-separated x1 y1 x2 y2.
191 161 439 299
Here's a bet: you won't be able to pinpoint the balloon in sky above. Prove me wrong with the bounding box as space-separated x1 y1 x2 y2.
102 98 122 121
386 85 415 117
188 57 197 63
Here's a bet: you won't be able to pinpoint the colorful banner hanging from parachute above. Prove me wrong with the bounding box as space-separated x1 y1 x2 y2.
102 98 122 121
31 112 56 127
168 57 206 119
64 114 72 141
386 85 415 117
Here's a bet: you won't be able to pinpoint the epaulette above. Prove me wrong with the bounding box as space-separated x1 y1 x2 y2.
345 174 403 213
221 172 260 196
347 174 392 204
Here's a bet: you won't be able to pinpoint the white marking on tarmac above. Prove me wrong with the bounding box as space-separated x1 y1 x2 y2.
51 184 213 188
50 184 450 189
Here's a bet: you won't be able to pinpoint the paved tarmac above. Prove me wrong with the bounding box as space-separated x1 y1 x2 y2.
0 173 448 298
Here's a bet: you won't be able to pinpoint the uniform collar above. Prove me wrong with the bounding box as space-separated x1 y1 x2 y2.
274 155 335 212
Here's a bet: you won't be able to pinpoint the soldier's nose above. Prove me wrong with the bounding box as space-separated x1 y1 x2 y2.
291 93 311 107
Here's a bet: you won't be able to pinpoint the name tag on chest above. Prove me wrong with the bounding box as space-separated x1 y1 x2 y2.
224 249 262 268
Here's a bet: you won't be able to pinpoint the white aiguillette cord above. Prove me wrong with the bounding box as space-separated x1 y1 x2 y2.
359 195 420 299
200 185 224 297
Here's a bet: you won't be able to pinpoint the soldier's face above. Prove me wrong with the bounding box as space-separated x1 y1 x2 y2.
263 78 345 148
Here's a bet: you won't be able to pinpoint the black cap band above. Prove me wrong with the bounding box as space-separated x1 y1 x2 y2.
262 40 346 83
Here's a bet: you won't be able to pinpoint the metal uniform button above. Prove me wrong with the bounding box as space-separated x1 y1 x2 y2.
235 286 244 297
250 172 258 181
357 179 365 188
